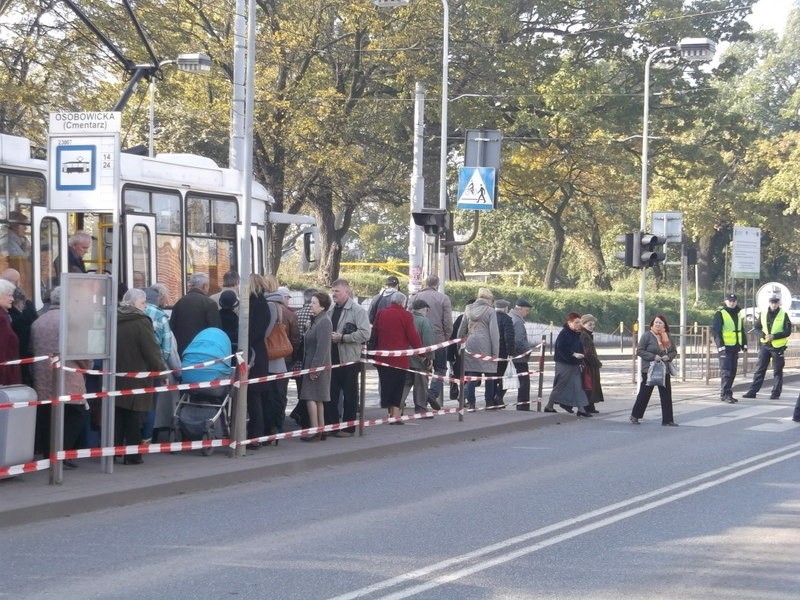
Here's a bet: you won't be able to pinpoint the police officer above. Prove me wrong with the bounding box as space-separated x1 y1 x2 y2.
711 293 747 403
743 294 791 400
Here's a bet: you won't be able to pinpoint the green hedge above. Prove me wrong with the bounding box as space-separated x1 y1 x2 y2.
278 271 716 334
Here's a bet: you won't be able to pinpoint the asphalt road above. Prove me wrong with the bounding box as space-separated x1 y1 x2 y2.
4 390 800 600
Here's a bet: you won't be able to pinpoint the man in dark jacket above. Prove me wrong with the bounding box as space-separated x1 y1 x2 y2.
486 300 515 408
743 295 792 400
711 292 747 403
510 298 534 411
169 273 222 355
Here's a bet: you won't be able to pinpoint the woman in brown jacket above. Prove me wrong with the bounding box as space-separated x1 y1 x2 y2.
116 288 166 464
579 314 604 414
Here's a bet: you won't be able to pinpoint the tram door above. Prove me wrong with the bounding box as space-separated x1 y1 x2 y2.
123 213 157 290
32 206 67 309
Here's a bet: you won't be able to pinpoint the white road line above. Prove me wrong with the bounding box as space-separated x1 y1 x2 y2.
682 404 784 427
747 419 800 432
328 441 800 600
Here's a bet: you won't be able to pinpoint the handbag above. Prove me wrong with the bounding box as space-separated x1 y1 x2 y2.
666 360 677 377
265 306 293 359
503 360 520 391
646 361 667 387
581 363 593 391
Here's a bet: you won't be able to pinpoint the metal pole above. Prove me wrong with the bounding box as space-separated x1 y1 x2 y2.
148 79 155 157
358 346 367 436
536 334 546 412
680 244 687 381
232 0 256 457
436 0 449 293
229 0 246 170
409 82 425 291
638 46 673 386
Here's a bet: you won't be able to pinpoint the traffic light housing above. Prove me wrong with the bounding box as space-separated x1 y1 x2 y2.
412 209 448 235
639 233 666 268
614 233 635 267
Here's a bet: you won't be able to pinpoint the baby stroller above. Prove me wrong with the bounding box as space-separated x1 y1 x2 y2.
173 328 234 456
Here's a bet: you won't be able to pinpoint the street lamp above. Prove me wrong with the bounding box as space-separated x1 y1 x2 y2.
638 37 715 370
374 0 449 292
149 52 213 156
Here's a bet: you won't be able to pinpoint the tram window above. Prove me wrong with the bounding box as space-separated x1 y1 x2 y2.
157 235 182 306
186 197 210 234
9 175 45 208
124 189 150 213
153 192 181 234
212 198 237 238
40 218 61 304
130 224 151 289
186 237 235 295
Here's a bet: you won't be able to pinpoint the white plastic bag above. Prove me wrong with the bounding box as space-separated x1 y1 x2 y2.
503 360 520 391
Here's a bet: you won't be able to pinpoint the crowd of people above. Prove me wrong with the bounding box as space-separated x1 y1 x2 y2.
4 255 800 468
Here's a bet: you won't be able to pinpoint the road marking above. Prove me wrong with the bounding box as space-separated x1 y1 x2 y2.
747 418 800 432
682 404 783 427
328 441 800 600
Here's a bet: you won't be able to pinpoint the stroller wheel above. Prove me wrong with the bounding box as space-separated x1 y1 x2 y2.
201 431 214 456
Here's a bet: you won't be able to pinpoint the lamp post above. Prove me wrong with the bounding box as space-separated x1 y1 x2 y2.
374 0 449 292
148 52 212 156
637 38 715 369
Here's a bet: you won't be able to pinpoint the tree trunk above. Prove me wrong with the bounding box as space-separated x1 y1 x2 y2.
697 235 714 292
588 221 612 290
543 220 565 290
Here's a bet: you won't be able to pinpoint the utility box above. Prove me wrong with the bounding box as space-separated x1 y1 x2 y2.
0 385 37 469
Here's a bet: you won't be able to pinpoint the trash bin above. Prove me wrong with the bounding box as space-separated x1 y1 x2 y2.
0 385 37 467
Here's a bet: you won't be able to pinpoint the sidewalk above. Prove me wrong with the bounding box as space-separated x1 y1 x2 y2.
1 367 747 528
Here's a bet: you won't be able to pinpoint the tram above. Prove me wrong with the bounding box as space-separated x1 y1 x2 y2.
0 133 315 308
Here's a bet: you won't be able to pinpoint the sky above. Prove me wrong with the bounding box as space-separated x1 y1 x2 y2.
748 0 796 34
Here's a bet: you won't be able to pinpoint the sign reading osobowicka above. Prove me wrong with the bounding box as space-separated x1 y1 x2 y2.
47 112 121 213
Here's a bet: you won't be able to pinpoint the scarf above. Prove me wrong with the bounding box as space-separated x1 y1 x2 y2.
651 327 669 350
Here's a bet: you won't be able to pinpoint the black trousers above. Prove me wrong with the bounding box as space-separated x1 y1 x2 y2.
326 362 360 433
631 372 674 424
718 347 739 399
114 407 143 446
513 360 531 411
747 345 785 398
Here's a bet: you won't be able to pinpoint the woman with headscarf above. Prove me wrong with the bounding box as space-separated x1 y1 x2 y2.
545 312 592 417
630 314 678 426
457 288 500 410
115 288 166 464
579 314 604 414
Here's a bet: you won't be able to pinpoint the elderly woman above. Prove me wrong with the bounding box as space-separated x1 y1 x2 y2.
545 312 591 417
116 288 166 464
299 292 333 441
457 287 500 410
0 278 21 385
30 286 92 466
579 314 604 414
371 291 422 423
144 284 180 442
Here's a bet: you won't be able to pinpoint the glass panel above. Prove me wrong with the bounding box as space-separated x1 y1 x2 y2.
9 174 44 208
156 234 183 306
186 237 234 295
40 218 61 304
123 188 150 213
153 192 181 234
130 224 151 289
0 175 6 220
186 196 210 234
212 198 238 238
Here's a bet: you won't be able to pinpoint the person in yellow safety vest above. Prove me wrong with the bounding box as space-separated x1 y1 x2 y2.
711 293 747 403
742 294 792 400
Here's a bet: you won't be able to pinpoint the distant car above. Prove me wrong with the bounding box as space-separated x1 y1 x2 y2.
789 296 800 325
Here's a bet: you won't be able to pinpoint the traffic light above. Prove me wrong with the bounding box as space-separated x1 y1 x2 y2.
412 209 448 235
639 233 666 268
614 233 635 267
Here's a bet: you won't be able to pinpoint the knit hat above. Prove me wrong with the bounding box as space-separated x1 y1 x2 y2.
581 313 598 326
219 290 239 309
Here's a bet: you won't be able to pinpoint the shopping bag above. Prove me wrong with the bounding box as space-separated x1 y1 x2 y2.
581 364 593 391
503 360 520 391
646 361 666 387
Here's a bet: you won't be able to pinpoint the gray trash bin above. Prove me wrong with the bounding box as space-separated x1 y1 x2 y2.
0 385 37 467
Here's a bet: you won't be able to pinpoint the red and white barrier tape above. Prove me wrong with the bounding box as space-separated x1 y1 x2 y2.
364 337 464 357
59 352 243 378
464 342 544 363
0 354 52 367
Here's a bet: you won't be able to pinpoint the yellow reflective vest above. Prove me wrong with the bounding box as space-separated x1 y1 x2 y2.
760 310 789 348
720 310 744 347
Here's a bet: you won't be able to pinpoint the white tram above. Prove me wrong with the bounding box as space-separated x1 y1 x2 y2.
0 133 315 308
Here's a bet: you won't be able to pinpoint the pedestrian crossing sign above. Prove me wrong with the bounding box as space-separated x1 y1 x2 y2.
456 167 495 210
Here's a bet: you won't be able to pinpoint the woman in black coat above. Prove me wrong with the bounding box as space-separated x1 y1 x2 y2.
579 314 604 413
544 312 591 417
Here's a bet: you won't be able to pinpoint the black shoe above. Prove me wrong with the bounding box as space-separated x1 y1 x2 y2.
428 396 441 411
587 406 599 414
576 411 592 417
123 455 143 465
742 392 756 399
793 418 800 423
662 422 679 427
722 397 736 404
62 459 78 469
770 395 780 400
543 407 557 413
558 404 575 414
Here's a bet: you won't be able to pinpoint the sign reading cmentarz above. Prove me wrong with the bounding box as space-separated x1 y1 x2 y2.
48 112 122 134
